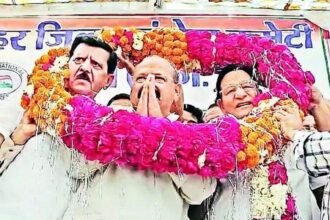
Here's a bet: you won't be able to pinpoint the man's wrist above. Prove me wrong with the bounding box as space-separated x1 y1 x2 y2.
10 130 25 146
0 134 4 146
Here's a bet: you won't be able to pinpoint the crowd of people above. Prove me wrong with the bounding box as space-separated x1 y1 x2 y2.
0 35 330 220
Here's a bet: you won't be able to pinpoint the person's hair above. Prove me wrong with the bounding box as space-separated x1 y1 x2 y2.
184 104 203 123
69 36 118 74
107 93 131 106
215 64 258 102
136 55 179 84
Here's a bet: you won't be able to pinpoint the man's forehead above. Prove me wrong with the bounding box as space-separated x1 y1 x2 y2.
73 44 109 61
222 79 251 86
134 56 174 74
221 70 251 84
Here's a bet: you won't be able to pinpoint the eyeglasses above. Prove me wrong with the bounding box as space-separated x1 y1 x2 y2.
219 80 257 97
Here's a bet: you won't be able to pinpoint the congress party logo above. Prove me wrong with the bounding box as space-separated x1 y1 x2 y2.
0 62 26 100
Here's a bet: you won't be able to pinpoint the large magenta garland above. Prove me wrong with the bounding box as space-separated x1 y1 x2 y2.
62 96 245 178
214 32 315 112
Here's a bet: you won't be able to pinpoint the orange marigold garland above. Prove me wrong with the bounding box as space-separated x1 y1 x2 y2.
237 98 303 170
139 28 189 70
98 27 190 71
236 98 302 219
97 26 143 68
21 48 71 135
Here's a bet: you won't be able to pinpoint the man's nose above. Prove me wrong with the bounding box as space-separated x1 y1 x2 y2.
80 59 91 72
234 87 248 99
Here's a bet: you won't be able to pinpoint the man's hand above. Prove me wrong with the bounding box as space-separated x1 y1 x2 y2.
136 79 149 117
147 75 163 118
116 48 135 75
203 106 223 123
136 75 163 118
309 87 330 131
274 106 303 141
11 110 37 145
0 134 4 146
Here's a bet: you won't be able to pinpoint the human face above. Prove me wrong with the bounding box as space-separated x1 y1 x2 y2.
217 70 258 119
182 111 198 124
131 56 180 117
67 43 113 98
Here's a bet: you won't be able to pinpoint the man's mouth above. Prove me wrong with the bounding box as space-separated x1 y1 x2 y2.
76 72 91 82
236 101 252 108
137 88 161 99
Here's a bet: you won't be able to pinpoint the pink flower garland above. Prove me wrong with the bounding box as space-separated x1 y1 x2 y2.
186 31 215 75
62 96 245 178
282 194 298 220
215 32 314 112
269 161 298 219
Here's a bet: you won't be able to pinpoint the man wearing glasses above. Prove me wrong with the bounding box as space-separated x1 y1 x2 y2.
211 64 317 220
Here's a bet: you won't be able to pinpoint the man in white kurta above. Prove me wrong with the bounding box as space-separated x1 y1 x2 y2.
211 64 318 219
0 36 118 219
63 55 217 220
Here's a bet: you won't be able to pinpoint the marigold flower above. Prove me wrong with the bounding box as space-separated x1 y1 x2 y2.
248 132 259 144
164 34 174 42
155 43 163 52
181 54 189 62
39 55 50 64
21 94 30 109
114 26 125 36
255 139 266 149
150 50 158 55
172 56 182 65
22 47 71 135
173 48 183 56
147 31 157 40
237 151 246 162
180 42 187 50
48 49 58 57
173 40 181 48
164 41 174 48
247 157 259 169
123 45 132 53
119 36 129 45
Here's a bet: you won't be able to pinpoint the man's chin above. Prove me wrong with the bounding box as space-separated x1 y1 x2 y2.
234 108 252 119
69 86 93 97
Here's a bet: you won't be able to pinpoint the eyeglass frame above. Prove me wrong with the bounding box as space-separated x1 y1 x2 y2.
218 80 258 97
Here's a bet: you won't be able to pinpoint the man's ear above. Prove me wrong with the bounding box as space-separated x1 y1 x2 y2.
217 99 224 111
64 78 69 90
106 73 114 87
